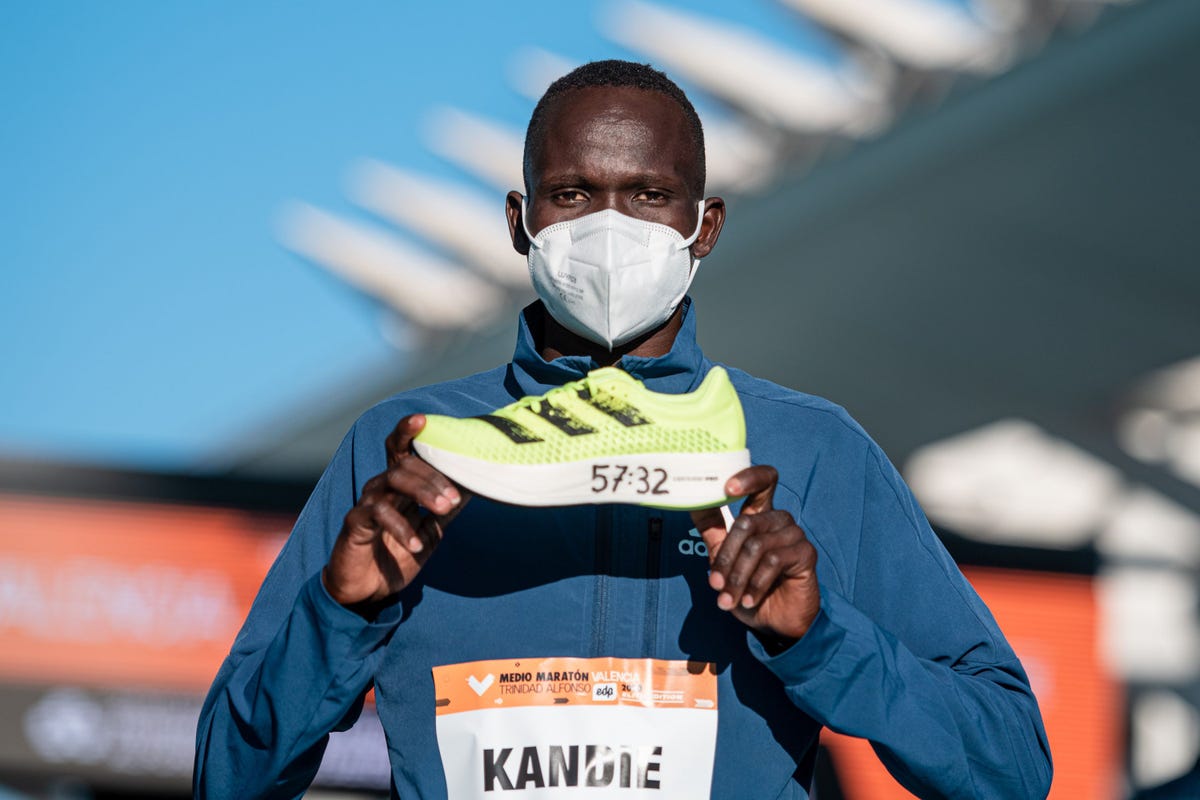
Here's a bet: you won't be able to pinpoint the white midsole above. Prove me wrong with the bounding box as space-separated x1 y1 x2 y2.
412 442 751 510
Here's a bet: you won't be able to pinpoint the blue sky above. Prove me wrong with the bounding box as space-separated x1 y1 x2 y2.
0 1 845 470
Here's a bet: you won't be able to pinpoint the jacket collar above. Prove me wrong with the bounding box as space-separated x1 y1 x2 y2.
509 297 710 397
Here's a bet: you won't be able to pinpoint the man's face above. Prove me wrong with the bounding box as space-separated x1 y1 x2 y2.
509 86 716 255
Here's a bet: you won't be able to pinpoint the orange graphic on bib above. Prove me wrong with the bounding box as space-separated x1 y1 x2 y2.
434 656 718 715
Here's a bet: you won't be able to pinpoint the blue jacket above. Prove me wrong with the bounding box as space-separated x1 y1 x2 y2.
195 300 1051 798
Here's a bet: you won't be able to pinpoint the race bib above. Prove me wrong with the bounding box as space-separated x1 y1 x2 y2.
433 656 718 798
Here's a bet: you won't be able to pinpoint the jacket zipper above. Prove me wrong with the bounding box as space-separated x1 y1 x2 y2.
644 516 663 654
591 505 613 656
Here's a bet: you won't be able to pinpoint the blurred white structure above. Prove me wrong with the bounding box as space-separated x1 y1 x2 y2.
779 0 1020 72
1130 690 1200 788
421 107 525 193
1119 356 1200 489
348 160 530 288
904 418 1123 547
277 203 502 331
599 0 891 135
905 416 1200 686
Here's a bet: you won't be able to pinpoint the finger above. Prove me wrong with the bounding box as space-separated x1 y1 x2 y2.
437 487 473 528
416 511 449 555
707 513 755 600
343 501 387 545
328 493 421 603
716 511 793 608
360 473 389 497
385 454 462 513
373 499 425 554
385 414 427 468
397 500 444 557
744 537 817 613
725 465 778 515
691 505 729 558
376 526 429 589
412 484 474 547
723 516 806 608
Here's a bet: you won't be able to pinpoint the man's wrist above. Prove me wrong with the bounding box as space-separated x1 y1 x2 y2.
752 628 799 656
321 567 387 621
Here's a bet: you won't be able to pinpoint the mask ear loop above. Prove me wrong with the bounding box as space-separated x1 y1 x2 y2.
677 200 707 259
679 200 707 266
519 196 540 247
670 200 708 314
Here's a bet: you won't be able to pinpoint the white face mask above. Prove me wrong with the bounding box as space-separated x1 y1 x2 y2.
523 199 706 350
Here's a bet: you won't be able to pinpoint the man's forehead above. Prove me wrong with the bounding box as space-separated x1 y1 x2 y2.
533 86 697 178
541 85 687 133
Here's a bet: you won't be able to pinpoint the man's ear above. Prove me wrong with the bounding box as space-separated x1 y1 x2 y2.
690 197 726 260
506 191 530 256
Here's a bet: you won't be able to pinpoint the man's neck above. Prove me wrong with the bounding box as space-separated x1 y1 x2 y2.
534 304 684 366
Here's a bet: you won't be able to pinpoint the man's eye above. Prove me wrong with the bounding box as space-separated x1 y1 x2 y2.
636 191 667 202
553 191 586 203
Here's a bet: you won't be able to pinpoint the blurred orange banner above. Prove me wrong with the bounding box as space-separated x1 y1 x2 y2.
0 493 291 692
821 567 1121 800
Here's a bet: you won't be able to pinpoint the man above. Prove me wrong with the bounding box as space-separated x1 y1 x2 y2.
195 60 1051 798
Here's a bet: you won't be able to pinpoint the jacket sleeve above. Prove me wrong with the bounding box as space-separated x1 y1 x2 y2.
193 424 402 799
752 445 1053 799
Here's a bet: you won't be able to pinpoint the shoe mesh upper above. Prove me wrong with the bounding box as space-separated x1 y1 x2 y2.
414 366 745 465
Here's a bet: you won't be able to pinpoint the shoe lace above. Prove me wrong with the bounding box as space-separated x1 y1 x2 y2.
509 371 629 415
511 375 591 416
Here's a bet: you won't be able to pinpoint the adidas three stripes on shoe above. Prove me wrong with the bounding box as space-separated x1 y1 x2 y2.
412 366 750 510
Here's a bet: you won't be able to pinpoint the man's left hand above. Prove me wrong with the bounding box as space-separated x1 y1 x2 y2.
691 465 820 646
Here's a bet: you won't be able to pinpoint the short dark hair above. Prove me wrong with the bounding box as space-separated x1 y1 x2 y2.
523 59 706 197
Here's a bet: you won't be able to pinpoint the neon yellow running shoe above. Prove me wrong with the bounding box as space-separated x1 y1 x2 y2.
412 366 750 510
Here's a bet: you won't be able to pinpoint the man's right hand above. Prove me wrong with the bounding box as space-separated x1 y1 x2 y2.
322 414 468 614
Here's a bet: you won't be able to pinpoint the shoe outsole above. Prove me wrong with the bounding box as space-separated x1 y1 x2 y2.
413 441 751 510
